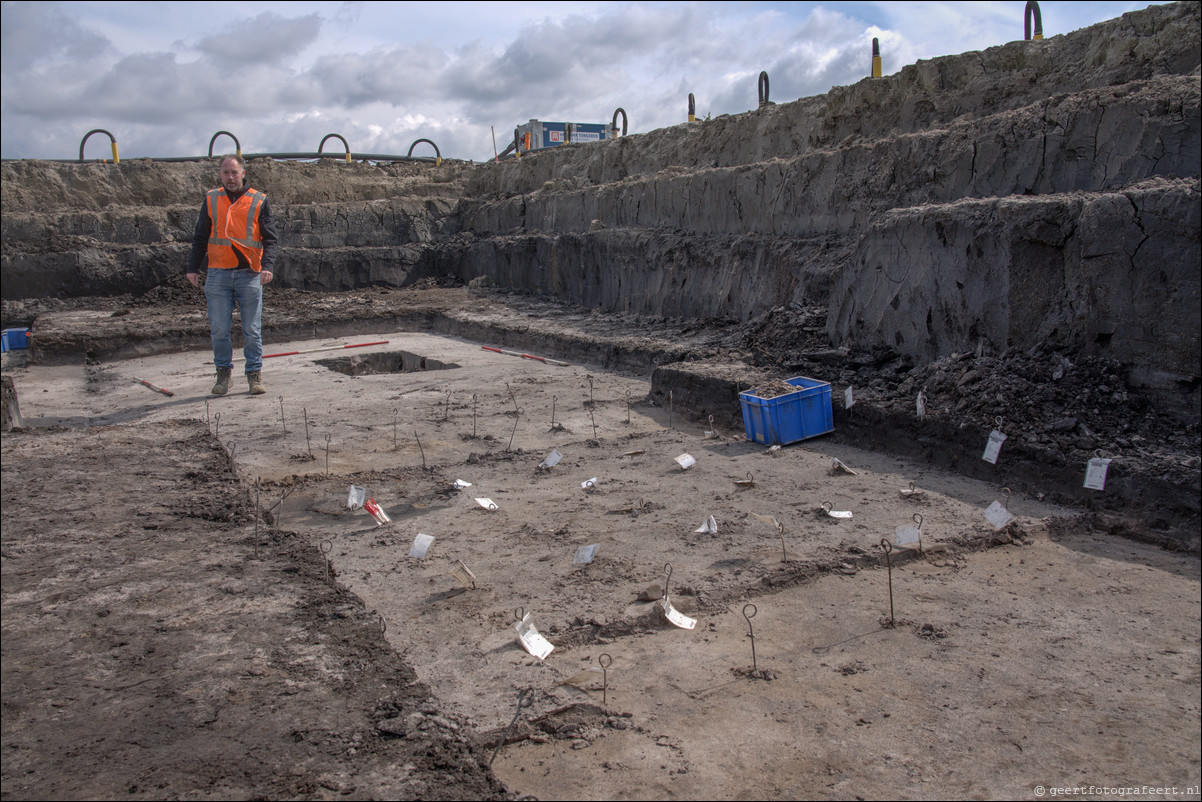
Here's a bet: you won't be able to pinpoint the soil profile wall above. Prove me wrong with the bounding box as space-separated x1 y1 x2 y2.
1 2 1198 411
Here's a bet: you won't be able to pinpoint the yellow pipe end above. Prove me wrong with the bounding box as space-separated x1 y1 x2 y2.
111 142 120 163
345 153 351 163
1033 33 1044 40
688 114 696 122
872 55 882 78
436 157 443 167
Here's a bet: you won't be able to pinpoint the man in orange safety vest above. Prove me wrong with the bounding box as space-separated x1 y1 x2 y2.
186 154 279 396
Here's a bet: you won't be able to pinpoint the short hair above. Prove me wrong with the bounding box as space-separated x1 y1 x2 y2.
219 153 245 170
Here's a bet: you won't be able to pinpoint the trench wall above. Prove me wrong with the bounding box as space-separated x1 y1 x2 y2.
1 2 1199 409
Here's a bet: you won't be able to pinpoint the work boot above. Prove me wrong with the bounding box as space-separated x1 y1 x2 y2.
247 372 266 395
211 367 231 396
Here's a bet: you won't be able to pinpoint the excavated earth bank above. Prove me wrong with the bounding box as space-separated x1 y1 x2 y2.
2 3 1200 800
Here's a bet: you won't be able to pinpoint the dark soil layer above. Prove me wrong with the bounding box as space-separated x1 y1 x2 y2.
0 421 508 800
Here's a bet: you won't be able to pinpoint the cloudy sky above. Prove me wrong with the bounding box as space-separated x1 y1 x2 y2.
0 1 1163 162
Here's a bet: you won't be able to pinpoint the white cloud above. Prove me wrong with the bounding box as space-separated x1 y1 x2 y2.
0 1 1170 161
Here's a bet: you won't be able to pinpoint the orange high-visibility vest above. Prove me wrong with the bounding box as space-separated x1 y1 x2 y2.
206 187 266 271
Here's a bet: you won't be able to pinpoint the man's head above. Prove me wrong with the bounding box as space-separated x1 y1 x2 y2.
219 155 246 192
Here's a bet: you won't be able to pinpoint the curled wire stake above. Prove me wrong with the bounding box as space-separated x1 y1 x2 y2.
1002 487 1012 509
393 408 398 450
588 375 595 407
514 606 525 623
598 653 613 707
213 411 221 438
663 563 674 599
551 395 558 428
415 429 427 469
472 394 478 438
589 405 598 440
229 442 237 461
669 390 674 431
379 614 387 635
822 501 833 513
279 396 287 434
205 400 211 434
913 513 924 529
707 414 715 434
743 604 759 673
507 383 518 413
491 687 535 767
321 539 333 582
254 477 261 558
777 521 787 563
325 433 332 478
880 538 895 627
304 407 312 456
625 390 632 424
508 408 522 451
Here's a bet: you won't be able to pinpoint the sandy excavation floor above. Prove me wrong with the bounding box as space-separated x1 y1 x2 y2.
3 329 1200 800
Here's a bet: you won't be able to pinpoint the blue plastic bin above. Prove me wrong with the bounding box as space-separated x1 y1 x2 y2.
740 376 834 445
1 328 30 352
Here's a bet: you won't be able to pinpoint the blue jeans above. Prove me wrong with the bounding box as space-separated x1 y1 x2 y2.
204 268 263 373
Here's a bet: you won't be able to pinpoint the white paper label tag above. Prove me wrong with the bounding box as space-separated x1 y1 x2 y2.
983 500 1015 530
844 386 855 409
831 458 858 475
827 509 853 519
982 430 1008 464
475 497 499 511
347 485 366 509
409 533 434 559
675 454 696 470
449 560 476 588
660 597 697 630
581 477 599 490
916 391 926 419
895 524 921 547
573 544 598 564
1084 457 1112 490
749 512 779 528
539 449 562 469
694 515 717 534
452 479 472 489
515 612 554 660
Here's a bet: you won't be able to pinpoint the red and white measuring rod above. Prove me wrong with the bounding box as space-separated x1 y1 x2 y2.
481 345 569 367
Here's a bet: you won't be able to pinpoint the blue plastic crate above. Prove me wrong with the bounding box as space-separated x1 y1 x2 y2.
1 328 30 352
740 376 834 445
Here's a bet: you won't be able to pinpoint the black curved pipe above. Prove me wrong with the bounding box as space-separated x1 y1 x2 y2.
688 93 696 122
208 131 241 159
758 71 772 107
79 129 118 162
872 37 882 77
611 108 628 137
1025 0 1043 40
318 133 351 162
407 138 442 165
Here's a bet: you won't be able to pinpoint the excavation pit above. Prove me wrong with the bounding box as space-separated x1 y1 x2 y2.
315 350 461 376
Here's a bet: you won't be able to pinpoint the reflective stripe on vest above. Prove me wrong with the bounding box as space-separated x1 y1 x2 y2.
206 187 265 270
